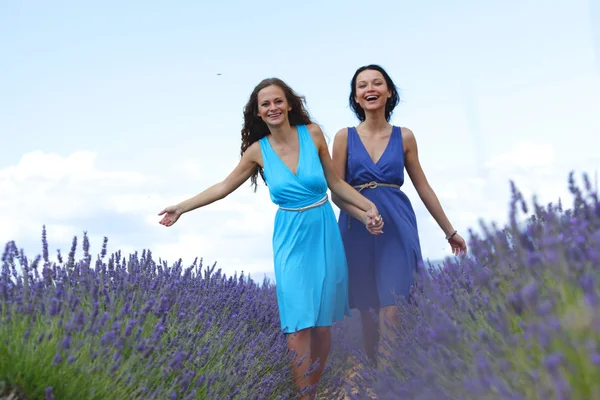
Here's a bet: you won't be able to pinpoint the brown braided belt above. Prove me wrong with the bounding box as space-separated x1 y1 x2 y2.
353 181 401 192
348 181 401 228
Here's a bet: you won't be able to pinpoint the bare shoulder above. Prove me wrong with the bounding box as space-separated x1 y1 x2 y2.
400 126 417 151
332 127 348 155
245 140 262 156
306 123 327 149
333 127 349 142
306 123 325 137
400 126 415 140
243 140 263 165
331 127 349 166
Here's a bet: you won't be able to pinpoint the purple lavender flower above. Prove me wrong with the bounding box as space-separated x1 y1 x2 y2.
1 173 597 399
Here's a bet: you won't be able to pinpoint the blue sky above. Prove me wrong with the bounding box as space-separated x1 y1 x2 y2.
2 0 599 283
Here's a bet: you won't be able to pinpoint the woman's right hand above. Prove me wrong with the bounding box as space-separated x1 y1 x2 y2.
158 205 183 227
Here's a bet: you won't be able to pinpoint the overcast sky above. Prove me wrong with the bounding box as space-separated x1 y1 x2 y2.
2 0 599 283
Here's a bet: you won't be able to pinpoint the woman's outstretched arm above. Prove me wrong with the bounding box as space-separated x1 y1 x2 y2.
158 142 261 227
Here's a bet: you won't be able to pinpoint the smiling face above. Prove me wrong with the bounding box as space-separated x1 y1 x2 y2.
257 85 292 127
354 69 392 114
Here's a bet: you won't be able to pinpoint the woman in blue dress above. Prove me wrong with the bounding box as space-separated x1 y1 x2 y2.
157 77 384 398
331 65 467 366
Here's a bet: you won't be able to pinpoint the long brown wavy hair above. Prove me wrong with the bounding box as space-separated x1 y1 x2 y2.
241 78 313 191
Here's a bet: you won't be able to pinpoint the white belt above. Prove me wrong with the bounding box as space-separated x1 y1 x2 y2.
279 195 329 213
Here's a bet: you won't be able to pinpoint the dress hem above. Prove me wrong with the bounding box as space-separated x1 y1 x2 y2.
280 313 351 334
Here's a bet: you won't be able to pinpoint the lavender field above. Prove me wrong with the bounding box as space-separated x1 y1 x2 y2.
1 172 599 400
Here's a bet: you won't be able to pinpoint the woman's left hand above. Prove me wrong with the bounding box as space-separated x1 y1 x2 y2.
449 233 467 256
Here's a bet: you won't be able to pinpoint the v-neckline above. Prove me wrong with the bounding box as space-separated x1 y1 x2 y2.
266 126 301 177
354 126 394 166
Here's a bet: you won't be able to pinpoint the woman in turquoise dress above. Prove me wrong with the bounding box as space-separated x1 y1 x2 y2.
331 65 467 366
157 77 384 398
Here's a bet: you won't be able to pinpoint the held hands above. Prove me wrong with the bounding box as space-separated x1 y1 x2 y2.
363 206 384 235
158 205 183 227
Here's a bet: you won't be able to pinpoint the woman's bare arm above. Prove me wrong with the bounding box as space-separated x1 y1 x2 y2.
177 142 261 213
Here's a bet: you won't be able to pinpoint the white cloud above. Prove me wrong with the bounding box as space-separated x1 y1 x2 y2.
1 152 142 241
2 144 597 282
0 151 158 224
1 151 150 186
146 184 277 276
0 150 277 281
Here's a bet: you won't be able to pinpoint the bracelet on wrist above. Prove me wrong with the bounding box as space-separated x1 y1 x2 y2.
446 230 457 240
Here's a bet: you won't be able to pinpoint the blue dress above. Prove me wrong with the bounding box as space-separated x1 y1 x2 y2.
338 126 423 310
259 124 352 333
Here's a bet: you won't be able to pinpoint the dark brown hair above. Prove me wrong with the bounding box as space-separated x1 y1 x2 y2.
349 64 400 122
241 78 313 191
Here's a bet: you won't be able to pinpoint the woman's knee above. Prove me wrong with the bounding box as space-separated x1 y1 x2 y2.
360 307 379 320
311 326 331 338
380 305 400 323
287 327 312 342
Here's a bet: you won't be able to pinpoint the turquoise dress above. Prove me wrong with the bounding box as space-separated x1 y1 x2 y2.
259 124 351 334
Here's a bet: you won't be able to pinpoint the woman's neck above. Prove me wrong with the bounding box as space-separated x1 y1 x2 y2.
268 121 296 143
360 109 391 135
